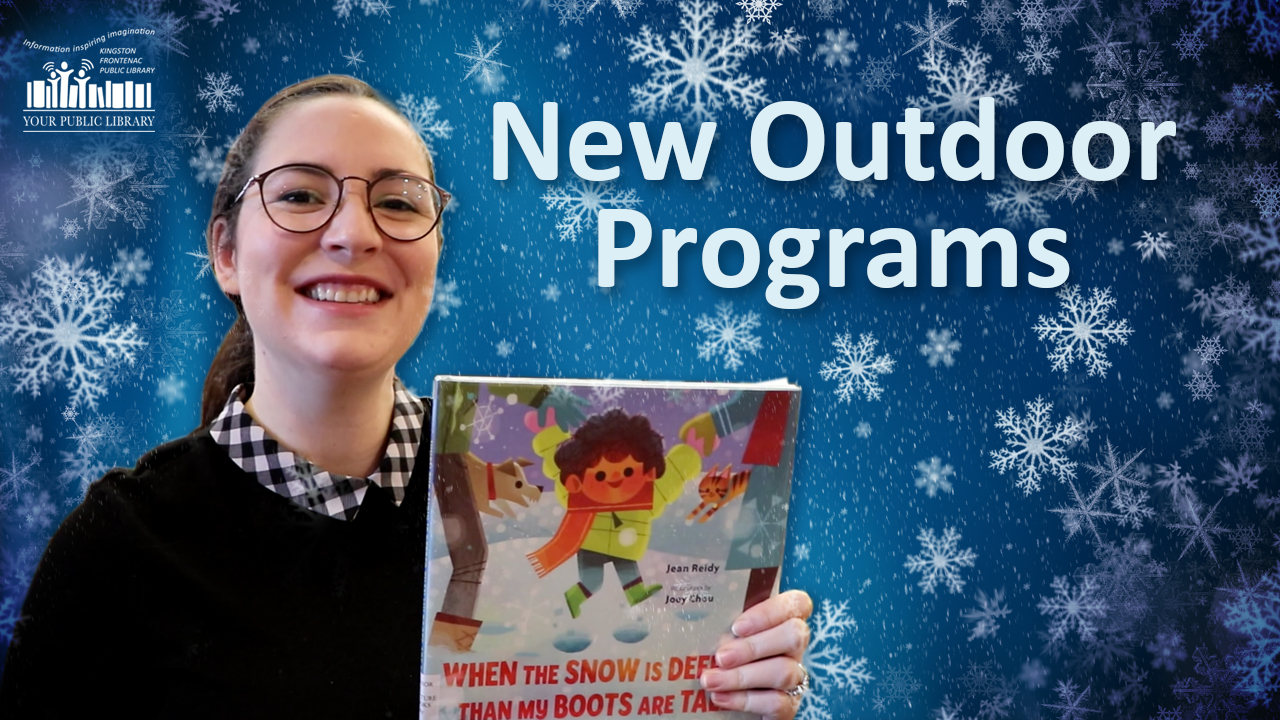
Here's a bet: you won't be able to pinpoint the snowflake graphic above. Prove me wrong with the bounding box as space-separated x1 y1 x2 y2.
1043 680 1101 720
1171 27 1207 61
1146 629 1187 671
395 94 453 150
59 217 82 240
1018 34 1060 75
333 0 392 19
456 36 509 92
1185 371 1219 401
765 27 805 58
243 36 260 54
1169 497 1227 562
59 413 130 498
541 283 561 302
1219 562 1280 702
876 665 923 709
1134 230 1173 261
1156 391 1174 410
962 588 1011 641
908 44 1020 122
858 57 899 93
197 72 243 113
17 489 57 533
986 177 1052 227
541 180 642 242
1086 44 1179 122
60 163 147 231
1033 286 1133 378
919 328 960 367
463 395 504 443
1107 238 1125 255
904 3 961 59
0 256 145 410
0 452 37 512
813 28 857 67
107 0 189 60
1212 453 1264 496
430 279 462 319
495 339 514 358
343 48 365 68
189 140 228 186
990 396 1084 494
623 0 770 124
854 421 872 438
737 0 781 23
694 301 763 371
914 456 955 497
1039 575 1107 643
794 599 872 720
195 0 240 26
111 248 151 287
904 526 977 595
818 332 894 403
1192 0 1280 57
156 374 186 405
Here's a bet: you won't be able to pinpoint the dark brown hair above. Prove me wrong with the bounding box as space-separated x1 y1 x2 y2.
554 410 667 483
199 75 440 427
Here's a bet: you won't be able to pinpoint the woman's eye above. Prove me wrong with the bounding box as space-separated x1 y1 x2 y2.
374 196 422 213
275 189 326 205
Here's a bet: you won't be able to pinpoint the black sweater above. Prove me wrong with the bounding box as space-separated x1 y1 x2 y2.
0 425 432 719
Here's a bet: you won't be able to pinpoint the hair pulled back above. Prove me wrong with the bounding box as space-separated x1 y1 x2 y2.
199 75 439 428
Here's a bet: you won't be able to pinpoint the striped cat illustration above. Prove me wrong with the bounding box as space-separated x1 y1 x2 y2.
685 464 752 524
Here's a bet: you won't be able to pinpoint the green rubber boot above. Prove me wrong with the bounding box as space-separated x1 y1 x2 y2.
623 581 663 607
565 583 590 619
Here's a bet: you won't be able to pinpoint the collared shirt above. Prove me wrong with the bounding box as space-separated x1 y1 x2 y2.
208 379 426 521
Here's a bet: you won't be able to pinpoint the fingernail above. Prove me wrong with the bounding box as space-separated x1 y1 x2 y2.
700 670 723 690
731 619 749 637
715 648 737 667
710 692 731 708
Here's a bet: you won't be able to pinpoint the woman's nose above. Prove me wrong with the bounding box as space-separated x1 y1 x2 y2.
321 180 383 256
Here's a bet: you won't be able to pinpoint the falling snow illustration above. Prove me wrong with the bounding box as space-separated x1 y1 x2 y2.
818 332 894 403
990 397 1084 494
694 301 762 371
1033 286 1134 378
541 180 642 242
904 526 977 595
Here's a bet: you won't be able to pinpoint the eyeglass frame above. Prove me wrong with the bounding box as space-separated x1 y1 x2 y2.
229 163 452 242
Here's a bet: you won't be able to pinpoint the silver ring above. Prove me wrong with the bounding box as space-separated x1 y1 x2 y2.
784 662 809 699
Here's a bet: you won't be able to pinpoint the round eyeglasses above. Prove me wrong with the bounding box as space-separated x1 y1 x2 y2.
231 163 451 242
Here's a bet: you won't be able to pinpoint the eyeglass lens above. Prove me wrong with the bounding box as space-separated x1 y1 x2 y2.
259 166 442 241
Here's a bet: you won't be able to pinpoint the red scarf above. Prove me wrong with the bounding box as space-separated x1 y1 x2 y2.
527 484 654 576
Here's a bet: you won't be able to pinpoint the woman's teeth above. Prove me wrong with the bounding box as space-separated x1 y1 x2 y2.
306 284 382 304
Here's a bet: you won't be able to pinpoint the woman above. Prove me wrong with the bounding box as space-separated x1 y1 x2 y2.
0 76 812 719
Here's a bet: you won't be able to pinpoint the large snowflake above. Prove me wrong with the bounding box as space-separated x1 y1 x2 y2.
904 526 977 595
394 94 453 150
541 180 642 242
694 301 763 371
990 396 1084 494
903 3 962 59
1033 286 1133 378
1219 561 1280 704
906 44 1020 122
456 35 509 93
1038 575 1108 643
1192 0 1280 57
1085 44 1180 122
818 332 894 403
197 72 244 113
0 256 145 410
623 0 770 124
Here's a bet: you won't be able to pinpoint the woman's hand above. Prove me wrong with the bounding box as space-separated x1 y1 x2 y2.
699 589 813 719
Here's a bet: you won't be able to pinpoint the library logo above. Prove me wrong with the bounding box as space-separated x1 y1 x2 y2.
22 52 155 134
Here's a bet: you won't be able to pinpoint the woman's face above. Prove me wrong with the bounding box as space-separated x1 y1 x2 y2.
212 96 440 381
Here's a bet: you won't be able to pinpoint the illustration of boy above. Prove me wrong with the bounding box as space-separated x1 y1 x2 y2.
526 409 702 618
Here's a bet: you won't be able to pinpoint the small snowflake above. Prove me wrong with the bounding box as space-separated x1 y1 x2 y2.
1156 391 1174 410
541 283 561 302
962 588 1011 641
904 526 977 595
456 35 509 92
242 36 259 54
495 339 514 358
695 301 763 371
904 3 961 59
737 0 781 23
818 332 894 403
765 27 805 59
195 0 240 26
813 28 857 67
342 48 365 69
1033 286 1133 378
196 71 243 113
59 217 81 240
156 374 186 405
1107 238 1125 255
111 248 151 287
395 94 453 149
1146 630 1187 671
333 0 392 18
986 177 1051 227
1017 34 1060 75
1133 230 1173 261
1185 371 1219 401
1042 680 1101 720
854 421 872 438
914 457 955 497
17 490 57 533
1173 28 1207 60
1184 162 1201 180
1168 497 1227 562
858 57 899 92
542 180 642 243
919 328 960 367
1038 576 1107 642
990 396 1084 494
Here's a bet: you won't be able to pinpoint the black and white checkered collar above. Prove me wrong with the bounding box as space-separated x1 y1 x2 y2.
209 378 425 521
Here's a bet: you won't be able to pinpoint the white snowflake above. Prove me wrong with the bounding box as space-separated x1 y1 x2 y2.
463 395 504 443
197 72 243 113
914 457 955 497
818 332 894 403
986 177 1052 227
1017 34 1060 75
807 0 845 22
195 0 240 26
694 302 763 371
394 94 453 150
765 27 805 58
59 163 141 231
59 414 127 498
242 36 260 54
495 339 514 358
554 42 573 59
1107 238 1125 255
1033 286 1133 378
1168 496 1227 562
1133 230 1173 261
343 48 365 69
333 0 392 18
1043 680 1100 720
1156 391 1174 410
0 452 37 512
813 28 857 67
1038 575 1107 642
189 141 227 186
1194 335 1225 366
989 396 1084 494
156 374 186 405
0 256 145 409
1212 453 1264 496
623 0 770 124
854 421 872 438
107 0 190 60
908 44 1019 122
962 588 1011 641
859 57 899 93
1086 44 1180 122
904 526 977 595
919 328 960 367
456 35 509 93
541 180 642 242
18 490 57 532
431 279 462 319
737 0 781 23
59 218 81 240
798 599 873 720
112 248 151 287
793 542 810 563
541 283 562 302
904 3 962 59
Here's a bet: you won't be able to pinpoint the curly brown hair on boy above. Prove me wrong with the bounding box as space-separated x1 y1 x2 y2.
554 409 667 482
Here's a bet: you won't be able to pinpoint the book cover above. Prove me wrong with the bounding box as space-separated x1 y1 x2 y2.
420 377 801 720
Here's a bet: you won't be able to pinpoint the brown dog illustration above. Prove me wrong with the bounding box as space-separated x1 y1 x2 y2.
462 452 540 518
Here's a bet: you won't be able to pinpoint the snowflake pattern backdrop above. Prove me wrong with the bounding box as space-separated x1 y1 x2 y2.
1 1 1279 718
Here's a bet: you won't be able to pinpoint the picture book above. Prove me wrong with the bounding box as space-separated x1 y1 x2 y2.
419 376 802 720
